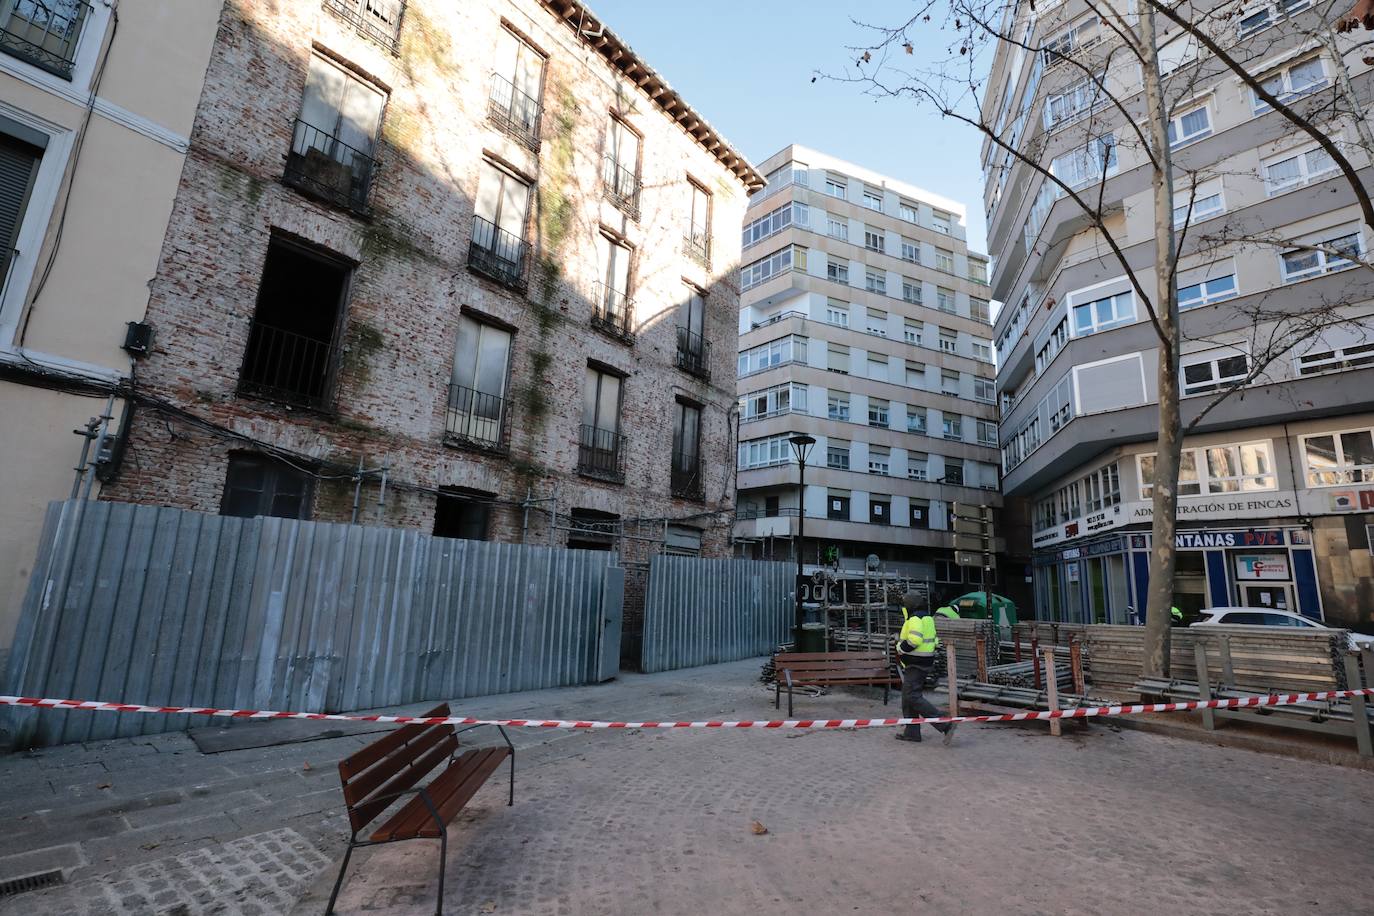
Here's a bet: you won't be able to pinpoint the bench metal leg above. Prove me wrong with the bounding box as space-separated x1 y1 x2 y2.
324 840 355 915
435 831 447 916
1344 653 1372 758
1194 644 1216 732
784 670 794 719
775 676 780 710
497 725 516 807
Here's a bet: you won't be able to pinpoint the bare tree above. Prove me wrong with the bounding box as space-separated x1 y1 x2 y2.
838 0 1374 674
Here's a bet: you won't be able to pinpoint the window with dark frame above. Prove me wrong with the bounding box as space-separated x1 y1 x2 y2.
580 364 625 481
220 452 314 520
323 0 406 54
488 24 545 148
593 232 635 340
433 488 493 541
672 398 703 499
285 54 386 214
0 128 42 293
447 312 512 450
869 498 890 525
238 236 351 409
469 159 531 289
828 494 850 520
684 180 711 266
603 116 642 218
675 284 710 379
0 0 91 79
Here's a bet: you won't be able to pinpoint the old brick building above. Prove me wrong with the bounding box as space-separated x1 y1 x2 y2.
102 0 760 648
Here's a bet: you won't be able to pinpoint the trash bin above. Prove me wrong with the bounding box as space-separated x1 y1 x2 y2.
798 622 827 653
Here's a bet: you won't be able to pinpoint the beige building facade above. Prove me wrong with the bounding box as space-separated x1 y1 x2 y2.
0 1 222 675
984 0 1374 631
734 145 1008 596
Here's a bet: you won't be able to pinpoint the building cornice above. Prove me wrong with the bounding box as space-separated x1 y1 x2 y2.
538 0 764 193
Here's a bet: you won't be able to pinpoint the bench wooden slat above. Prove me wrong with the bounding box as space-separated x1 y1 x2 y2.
342 721 454 807
775 652 887 662
347 733 459 832
370 747 510 842
338 703 451 780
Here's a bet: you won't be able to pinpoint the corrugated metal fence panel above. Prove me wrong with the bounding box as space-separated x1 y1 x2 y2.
641 555 793 673
1 501 617 748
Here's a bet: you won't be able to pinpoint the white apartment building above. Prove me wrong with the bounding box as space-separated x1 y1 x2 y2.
985 0 1374 631
734 145 1006 592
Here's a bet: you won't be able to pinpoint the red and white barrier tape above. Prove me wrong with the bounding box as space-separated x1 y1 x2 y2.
2 689 1371 730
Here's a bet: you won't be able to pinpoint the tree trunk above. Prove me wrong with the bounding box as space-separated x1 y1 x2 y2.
1139 7 1183 678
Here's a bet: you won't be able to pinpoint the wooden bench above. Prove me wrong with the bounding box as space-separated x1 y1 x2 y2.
773 651 894 717
326 703 514 915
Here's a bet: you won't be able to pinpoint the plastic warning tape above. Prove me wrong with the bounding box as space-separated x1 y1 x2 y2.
2 690 1372 729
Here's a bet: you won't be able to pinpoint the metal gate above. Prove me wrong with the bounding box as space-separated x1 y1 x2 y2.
640 555 792 673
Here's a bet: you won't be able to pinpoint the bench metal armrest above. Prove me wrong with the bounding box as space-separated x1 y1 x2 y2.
449 723 516 807
362 786 446 835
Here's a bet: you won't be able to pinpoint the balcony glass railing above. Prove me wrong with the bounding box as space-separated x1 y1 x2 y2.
284 118 379 214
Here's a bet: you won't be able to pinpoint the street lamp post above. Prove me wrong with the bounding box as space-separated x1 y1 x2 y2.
789 434 816 646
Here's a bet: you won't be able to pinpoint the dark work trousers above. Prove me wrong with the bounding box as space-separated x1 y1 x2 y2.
899 657 947 740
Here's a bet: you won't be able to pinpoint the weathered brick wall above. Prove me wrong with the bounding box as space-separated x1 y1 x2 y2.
106 0 749 555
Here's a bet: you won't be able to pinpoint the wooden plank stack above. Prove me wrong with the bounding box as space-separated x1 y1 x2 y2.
1083 624 1348 695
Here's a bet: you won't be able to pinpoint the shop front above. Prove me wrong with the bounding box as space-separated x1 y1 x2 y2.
1032 525 1322 623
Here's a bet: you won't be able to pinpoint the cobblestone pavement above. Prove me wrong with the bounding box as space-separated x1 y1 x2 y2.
2 660 1372 915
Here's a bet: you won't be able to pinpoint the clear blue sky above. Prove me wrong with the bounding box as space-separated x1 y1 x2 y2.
586 0 990 252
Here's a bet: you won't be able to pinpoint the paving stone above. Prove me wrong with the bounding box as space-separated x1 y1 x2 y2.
0 842 86 881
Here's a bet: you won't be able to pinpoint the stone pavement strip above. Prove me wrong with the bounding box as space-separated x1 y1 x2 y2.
1 659 1371 915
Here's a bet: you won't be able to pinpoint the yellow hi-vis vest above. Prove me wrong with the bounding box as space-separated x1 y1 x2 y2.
896 613 939 660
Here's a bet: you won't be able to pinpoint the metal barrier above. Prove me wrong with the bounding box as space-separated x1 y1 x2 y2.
2 500 623 748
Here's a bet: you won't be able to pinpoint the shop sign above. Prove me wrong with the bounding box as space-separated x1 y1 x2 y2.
1085 537 1124 557
1325 488 1374 512
1175 529 1285 549
1235 553 1290 581
1130 492 1297 522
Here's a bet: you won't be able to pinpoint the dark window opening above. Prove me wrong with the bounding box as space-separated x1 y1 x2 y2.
869 499 890 525
910 503 930 529
0 130 42 295
765 495 779 517
827 495 850 520
433 488 493 541
568 508 618 551
239 237 350 409
671 398 703 499
220 452 314 520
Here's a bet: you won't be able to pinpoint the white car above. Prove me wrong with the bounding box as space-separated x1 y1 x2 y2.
1192 607 1374 651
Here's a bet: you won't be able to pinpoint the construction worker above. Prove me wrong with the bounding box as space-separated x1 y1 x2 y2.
934 605 960 620
1171 606 1184 626
893 591 956 745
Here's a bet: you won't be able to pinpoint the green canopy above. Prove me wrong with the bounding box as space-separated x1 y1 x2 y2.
951 592 1018 627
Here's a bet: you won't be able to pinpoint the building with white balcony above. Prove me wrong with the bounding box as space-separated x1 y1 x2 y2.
984 0 1374 631
734 145 1011 596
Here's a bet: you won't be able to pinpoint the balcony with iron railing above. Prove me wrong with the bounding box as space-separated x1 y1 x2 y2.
468 214 528 290
238 322 334 409
0 0 89 78
578 424 626 483
487 72 542 151
675 326 710 381
602 155 641 219
283 119 379 215
591 281 634 344
682 224 710 268
323 0 405 54
445 383 510 452
671 451 703 500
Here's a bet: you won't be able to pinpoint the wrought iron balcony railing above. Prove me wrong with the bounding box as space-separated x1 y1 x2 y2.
602 155 641 219
0 0 90 79
238 322 334 409
445 383 510 451
675 326 710 381
284 118 379 214
591 281 634 343
468 214 528 290
323 0 405 54
682 225 710 268
671 451 703 500
487 72 542 150
578 424 626 482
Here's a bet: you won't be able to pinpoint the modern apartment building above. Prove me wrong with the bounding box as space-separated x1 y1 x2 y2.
984 0 1374 631
734 145 1007 594
0 2 221 675
92 1 759 657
